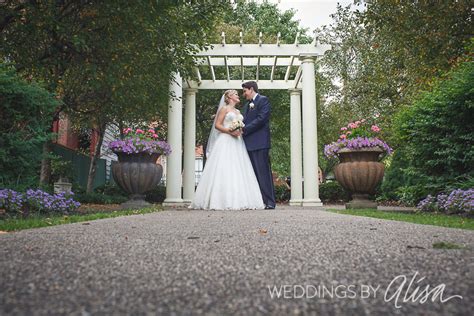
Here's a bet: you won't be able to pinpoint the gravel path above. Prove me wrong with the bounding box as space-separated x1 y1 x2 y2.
1 208 473 315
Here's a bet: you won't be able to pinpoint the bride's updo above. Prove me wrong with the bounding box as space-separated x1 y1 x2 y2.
224 89 238 105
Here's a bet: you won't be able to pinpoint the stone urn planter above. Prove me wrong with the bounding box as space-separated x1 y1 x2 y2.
334 147 385 209
53 178 73 194
112 152 163 209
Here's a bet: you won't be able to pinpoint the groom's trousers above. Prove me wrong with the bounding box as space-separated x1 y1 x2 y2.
248 149 276 208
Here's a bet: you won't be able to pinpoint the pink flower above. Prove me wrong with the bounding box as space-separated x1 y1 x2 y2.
340 127 348 131
348 123 357 129
346 131 352 135
152 133 158 138
148 129 155 134
371 125 380 132
355 120 361 125
340 134 347 139
361 119 366 123
136 129 144 134
123 128 132 135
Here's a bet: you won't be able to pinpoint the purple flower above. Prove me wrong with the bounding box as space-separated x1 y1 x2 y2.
0 188 81 215
417 189 474 214
324 136 393 159
108 137 172 156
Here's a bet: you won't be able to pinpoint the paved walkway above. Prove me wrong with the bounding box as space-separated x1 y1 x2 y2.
1 207 472 315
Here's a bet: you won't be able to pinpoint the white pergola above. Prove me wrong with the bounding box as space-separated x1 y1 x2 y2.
163 33 330 207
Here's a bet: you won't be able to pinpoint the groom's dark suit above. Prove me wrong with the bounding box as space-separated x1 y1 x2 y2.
243 94 276 209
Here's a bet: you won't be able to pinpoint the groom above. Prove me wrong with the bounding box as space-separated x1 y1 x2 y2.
241 81 276 209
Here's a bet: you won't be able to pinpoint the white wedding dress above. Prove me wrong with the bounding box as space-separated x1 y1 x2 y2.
190 111 265 210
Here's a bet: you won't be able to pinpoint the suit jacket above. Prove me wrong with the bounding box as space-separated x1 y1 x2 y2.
243 94 271 151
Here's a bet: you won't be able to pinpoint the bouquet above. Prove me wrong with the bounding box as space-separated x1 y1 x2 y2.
229 119 245 132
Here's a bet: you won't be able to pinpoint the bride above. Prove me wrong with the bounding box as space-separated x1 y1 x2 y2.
190 90 265 210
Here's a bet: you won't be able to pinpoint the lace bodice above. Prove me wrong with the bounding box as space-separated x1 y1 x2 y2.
223 111 243 128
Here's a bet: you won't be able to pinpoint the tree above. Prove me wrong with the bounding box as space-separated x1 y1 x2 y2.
385 55 474 203
0 63 59 190
315 2 472 177
1 1 227 191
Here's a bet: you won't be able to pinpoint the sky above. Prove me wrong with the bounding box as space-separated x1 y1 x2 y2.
265 0 358 31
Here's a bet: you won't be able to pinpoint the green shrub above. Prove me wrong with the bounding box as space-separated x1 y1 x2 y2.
50 155 74 182
274 184 290 203
380 149 439 204
0 63 59 189
94 183 127 197
319 181 351 203
383 58 474 203
145 186 166 203
74 192 127 204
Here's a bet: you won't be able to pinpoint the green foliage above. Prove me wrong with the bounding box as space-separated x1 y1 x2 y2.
395 60 474 176
329 209 474 231
432 242 465 250
383 58 474 203
1 1 227 122
221 1 311 44
0 63 59 189
319 181 350 203
0 206 162 232
94 183 127 197
1 1 227 189
274 184 290 203
75 182 131 204
50 155 74 182
317 2 472 162
145 186 167 204
361 0 472 90
74 192 128 205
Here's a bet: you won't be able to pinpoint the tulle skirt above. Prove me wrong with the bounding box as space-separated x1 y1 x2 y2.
190 134 265 210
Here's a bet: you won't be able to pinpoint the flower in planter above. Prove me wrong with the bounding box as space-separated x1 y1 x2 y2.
324 119 393 159
108 127 171 156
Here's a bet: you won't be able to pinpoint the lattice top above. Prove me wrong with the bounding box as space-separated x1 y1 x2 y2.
186 32 331 90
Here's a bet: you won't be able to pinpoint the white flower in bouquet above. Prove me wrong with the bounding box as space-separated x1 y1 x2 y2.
229 119 245 132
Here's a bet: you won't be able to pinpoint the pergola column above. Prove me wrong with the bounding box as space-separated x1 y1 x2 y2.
289 89 303 206
183 88 198 203
163 72 184 206
300 55 323 207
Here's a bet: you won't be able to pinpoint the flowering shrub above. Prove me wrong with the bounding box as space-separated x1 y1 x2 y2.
0 188 81 216
324 119 393 158
108 127 171 155
4 189 81 215
417 189 474 214
0 189 24 213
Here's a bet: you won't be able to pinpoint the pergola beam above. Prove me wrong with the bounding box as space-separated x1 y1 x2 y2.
206 56 215 82
196 57 302 67
270 56 277 82
284 56 295 81
256 56 260 81
224 56 230 81
195 67 202 83
195 44 330 57
184 80 295 90
293 66 302 89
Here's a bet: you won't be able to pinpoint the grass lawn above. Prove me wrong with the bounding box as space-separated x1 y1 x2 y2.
329 209 474 230
0 205 162 232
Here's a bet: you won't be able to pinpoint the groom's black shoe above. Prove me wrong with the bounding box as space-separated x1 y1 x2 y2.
265 205 275 209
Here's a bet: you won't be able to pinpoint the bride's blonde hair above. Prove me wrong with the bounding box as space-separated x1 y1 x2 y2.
224 89 238 105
